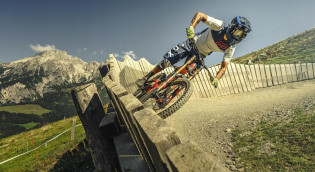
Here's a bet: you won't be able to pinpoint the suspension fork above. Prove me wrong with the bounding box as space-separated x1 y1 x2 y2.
188 68 201 80
157 55 196 91
187 64 215 81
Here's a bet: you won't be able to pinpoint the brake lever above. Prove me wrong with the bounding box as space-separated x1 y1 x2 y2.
202 63 215 81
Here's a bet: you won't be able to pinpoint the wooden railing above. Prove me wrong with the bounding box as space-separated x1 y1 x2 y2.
71 58 228 171
71 54 314 171
111 54 315 98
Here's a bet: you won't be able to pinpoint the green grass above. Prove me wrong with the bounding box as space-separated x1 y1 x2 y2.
16 123 39 130
232 109 315 171
0 104 51 116
0 116 88 171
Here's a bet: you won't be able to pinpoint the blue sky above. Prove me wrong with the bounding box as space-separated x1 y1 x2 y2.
1 0 315 66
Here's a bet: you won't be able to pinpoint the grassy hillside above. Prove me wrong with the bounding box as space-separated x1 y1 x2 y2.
0 104 51 116
0 104 52 139
232 108 315 171
16 122 39 130
232 28 315 64
0 116 93 171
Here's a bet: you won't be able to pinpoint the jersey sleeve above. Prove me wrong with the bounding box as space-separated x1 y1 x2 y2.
222 46 235 63
204 16 224 31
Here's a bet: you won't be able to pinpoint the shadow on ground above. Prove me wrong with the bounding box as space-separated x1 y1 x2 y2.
51 139 95 172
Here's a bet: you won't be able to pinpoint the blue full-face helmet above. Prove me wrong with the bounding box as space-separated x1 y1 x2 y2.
226 16 251 45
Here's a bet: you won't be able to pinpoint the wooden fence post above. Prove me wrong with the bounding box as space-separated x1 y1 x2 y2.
71 118 76 141
71 83 119 172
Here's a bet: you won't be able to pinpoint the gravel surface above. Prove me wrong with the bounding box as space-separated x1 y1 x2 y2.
165 79 315 171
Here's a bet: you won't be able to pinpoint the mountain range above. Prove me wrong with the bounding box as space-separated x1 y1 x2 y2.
0 49 101 104
0 50 109 138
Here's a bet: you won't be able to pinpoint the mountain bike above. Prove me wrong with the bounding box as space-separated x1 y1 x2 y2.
134 40 215 118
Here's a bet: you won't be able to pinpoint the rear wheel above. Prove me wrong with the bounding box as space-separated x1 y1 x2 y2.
154 78 193 119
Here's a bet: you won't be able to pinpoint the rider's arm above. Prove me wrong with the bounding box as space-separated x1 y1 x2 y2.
190 12 223 30
216 61 228 80
190 12 207 28
216 46 235 79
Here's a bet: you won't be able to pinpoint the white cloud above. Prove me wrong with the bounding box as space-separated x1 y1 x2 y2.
91 51 97 56
123 51 137 60
29 44 56 52
77 48 88 52
98 50 104 55
113 51 138 60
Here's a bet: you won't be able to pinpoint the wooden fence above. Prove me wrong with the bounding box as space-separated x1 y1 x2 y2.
97 59 228 171
71 58 228 171
71 54 314 171
111 54 315 97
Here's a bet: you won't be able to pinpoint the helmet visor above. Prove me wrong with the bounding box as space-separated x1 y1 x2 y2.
232 28 246 40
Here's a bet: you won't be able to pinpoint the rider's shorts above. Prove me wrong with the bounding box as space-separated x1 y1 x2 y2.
163 39 205 65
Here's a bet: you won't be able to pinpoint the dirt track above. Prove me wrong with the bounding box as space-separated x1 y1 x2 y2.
165 79 315 170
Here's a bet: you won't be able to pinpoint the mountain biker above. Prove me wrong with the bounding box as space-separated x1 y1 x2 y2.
136 12 251 88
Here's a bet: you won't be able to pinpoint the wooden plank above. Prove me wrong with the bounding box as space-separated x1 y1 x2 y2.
116 58 133 92
71 83 120 171
235 64 248 92
275 64 283 85
290 64 298 82
200 69 216 97
220 66 233 95
113 132 150 172
226 64 238 94
280 64 288 84
166 143 228 172
244 64 255 90
190 75 203 98
230 63 243 93
259 64 267 87
301 63 308 80
307 63 314 79
295 63 303 81
240 64 252 91
124 57 143 93
264 65 273 87
139 59 151 75
214 65 228 96
133 108 181 172
193 73 207 98
254 64 263 88
270 64 278 86
285 64 293 83
249 65 259 89
209 66 221 96
118 94 156 171
189 79 199 98
197 69 212 98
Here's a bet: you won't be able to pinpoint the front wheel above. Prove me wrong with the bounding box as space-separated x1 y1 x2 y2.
155 78 193 119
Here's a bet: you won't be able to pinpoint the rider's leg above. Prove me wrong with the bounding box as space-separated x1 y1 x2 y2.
136 59 172 87
136 40 191 88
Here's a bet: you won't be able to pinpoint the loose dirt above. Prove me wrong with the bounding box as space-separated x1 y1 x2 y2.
165 79 315 171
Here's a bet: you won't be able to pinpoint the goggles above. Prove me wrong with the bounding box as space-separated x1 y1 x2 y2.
231 26 250 40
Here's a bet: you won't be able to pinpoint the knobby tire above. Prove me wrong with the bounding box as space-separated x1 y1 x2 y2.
157 78 193 119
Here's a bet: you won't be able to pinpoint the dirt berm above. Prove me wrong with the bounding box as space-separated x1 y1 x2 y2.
165 79 315 170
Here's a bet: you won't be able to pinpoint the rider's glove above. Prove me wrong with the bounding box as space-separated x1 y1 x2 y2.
186 26 195 39
210 78 219 88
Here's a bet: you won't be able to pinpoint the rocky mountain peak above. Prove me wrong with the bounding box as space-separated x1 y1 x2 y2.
0 50 102 104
